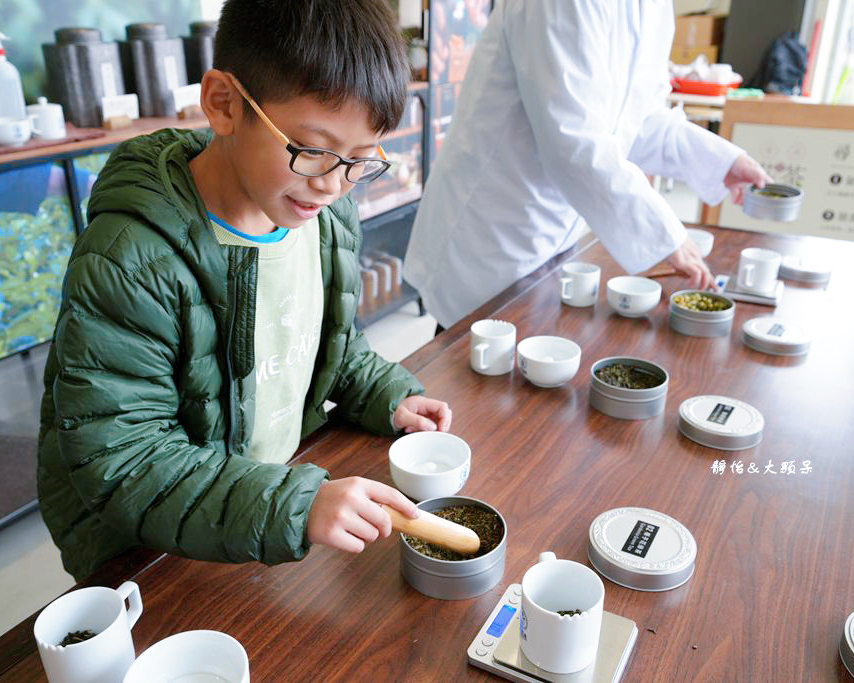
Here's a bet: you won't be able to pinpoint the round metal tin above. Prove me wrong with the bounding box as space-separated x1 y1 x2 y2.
399 496 506 600
779 255 831 285
587 507 696 592
841 611 854 677
589 357 668 420
742 317 811 356
743 183 803 222
669 290 735 338
678 395 764 451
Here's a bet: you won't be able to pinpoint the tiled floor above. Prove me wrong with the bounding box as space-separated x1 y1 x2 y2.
0 182 700 636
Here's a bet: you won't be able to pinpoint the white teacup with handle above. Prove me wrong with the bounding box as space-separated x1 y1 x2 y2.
737 247 781 295
33 581 143 683
520 552 604 674
469 319 516 375
559 262 600 307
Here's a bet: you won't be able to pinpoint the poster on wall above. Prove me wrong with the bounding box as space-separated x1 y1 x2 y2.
719 122 854 241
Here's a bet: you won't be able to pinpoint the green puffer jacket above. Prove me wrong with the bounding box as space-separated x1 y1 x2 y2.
37 128 424 581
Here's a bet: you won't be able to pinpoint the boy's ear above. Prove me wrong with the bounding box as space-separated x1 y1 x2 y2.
200 69 240 136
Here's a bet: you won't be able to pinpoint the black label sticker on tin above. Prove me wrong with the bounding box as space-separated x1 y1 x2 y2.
767 323 785 337
621 520 660 558
707 403 734 425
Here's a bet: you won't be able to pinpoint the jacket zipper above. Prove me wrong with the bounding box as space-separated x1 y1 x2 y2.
226 251 239 454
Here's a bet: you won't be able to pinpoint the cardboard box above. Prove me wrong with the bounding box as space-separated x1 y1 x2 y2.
673 14 726 47
670 44 720 65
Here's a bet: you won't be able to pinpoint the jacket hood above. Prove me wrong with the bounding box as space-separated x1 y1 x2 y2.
87 127 214 252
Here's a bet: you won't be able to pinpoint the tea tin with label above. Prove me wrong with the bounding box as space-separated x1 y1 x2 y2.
589 357 668 420
678 395 764 450
669 290 735 338
742 317 811 356
587 507 696 591
779 255 831 285
841 611 854 677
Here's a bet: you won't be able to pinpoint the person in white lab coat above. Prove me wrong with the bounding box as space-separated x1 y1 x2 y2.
403 0 770 329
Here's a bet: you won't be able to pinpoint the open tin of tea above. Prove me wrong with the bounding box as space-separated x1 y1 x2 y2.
399 496 507 600
669 289 735 338
743 183 803 222
589 357 668 420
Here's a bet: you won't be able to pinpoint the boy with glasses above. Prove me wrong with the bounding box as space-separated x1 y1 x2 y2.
38 0 450 580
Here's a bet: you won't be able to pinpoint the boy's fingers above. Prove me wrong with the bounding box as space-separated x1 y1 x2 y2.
369 482 419 518
358 501 392 539
331 528 366 554
399 405 437 432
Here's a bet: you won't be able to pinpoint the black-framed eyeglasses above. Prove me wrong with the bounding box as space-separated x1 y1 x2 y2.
225 72 392 185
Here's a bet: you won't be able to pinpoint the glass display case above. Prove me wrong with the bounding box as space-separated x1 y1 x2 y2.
0 162 77 359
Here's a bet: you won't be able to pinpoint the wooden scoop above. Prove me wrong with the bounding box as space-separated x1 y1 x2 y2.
384 506 481 555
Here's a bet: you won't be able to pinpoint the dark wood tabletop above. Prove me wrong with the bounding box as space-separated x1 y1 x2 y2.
2 225 853 682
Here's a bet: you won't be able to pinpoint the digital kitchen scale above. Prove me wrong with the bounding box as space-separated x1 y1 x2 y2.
467 584 637 682
715 274 783 307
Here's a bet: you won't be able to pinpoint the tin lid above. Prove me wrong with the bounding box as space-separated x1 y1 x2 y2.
678 395 764 450
54 27 102 45
841 611 854 677
190 21 218 36
126 23 168 41
742 317 810 356
588 507 696 592
779 255 831 284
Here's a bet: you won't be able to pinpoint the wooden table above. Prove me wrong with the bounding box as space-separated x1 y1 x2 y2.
2 226 853 682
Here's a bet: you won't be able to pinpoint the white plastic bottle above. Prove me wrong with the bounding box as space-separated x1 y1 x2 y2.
0 34 27 120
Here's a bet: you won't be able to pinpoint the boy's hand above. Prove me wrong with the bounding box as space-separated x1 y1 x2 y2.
393 396 452 433
307 477 418 553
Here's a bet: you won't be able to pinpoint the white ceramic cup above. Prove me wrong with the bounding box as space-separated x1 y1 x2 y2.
559 262 600 307
516 336 581 388
33 581 143 683
685 228 714 258
123 630 249 683
606 276 662 317
520 552 605 674
27 97 67 140
389 431 471 501
470 319 516 375
0 116 33 146
737 247 782 295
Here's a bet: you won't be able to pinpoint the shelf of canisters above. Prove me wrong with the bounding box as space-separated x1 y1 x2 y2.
0 81 429 169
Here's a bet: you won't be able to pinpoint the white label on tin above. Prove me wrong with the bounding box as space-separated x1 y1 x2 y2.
101 62 117 98
164 55 179 91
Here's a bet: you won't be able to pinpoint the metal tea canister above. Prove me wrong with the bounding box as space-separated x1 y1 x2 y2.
399 496 507 600
742 317 811 357
587 507 697 591
677 395 764 451
669 290 735 338
589 357 669 420
743 183 803 222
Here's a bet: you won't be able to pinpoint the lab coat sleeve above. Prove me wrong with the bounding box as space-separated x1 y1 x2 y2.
627 78 744 206
504 0 686 274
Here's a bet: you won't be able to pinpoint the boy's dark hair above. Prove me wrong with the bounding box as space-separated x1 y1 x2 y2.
214 0 409 134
